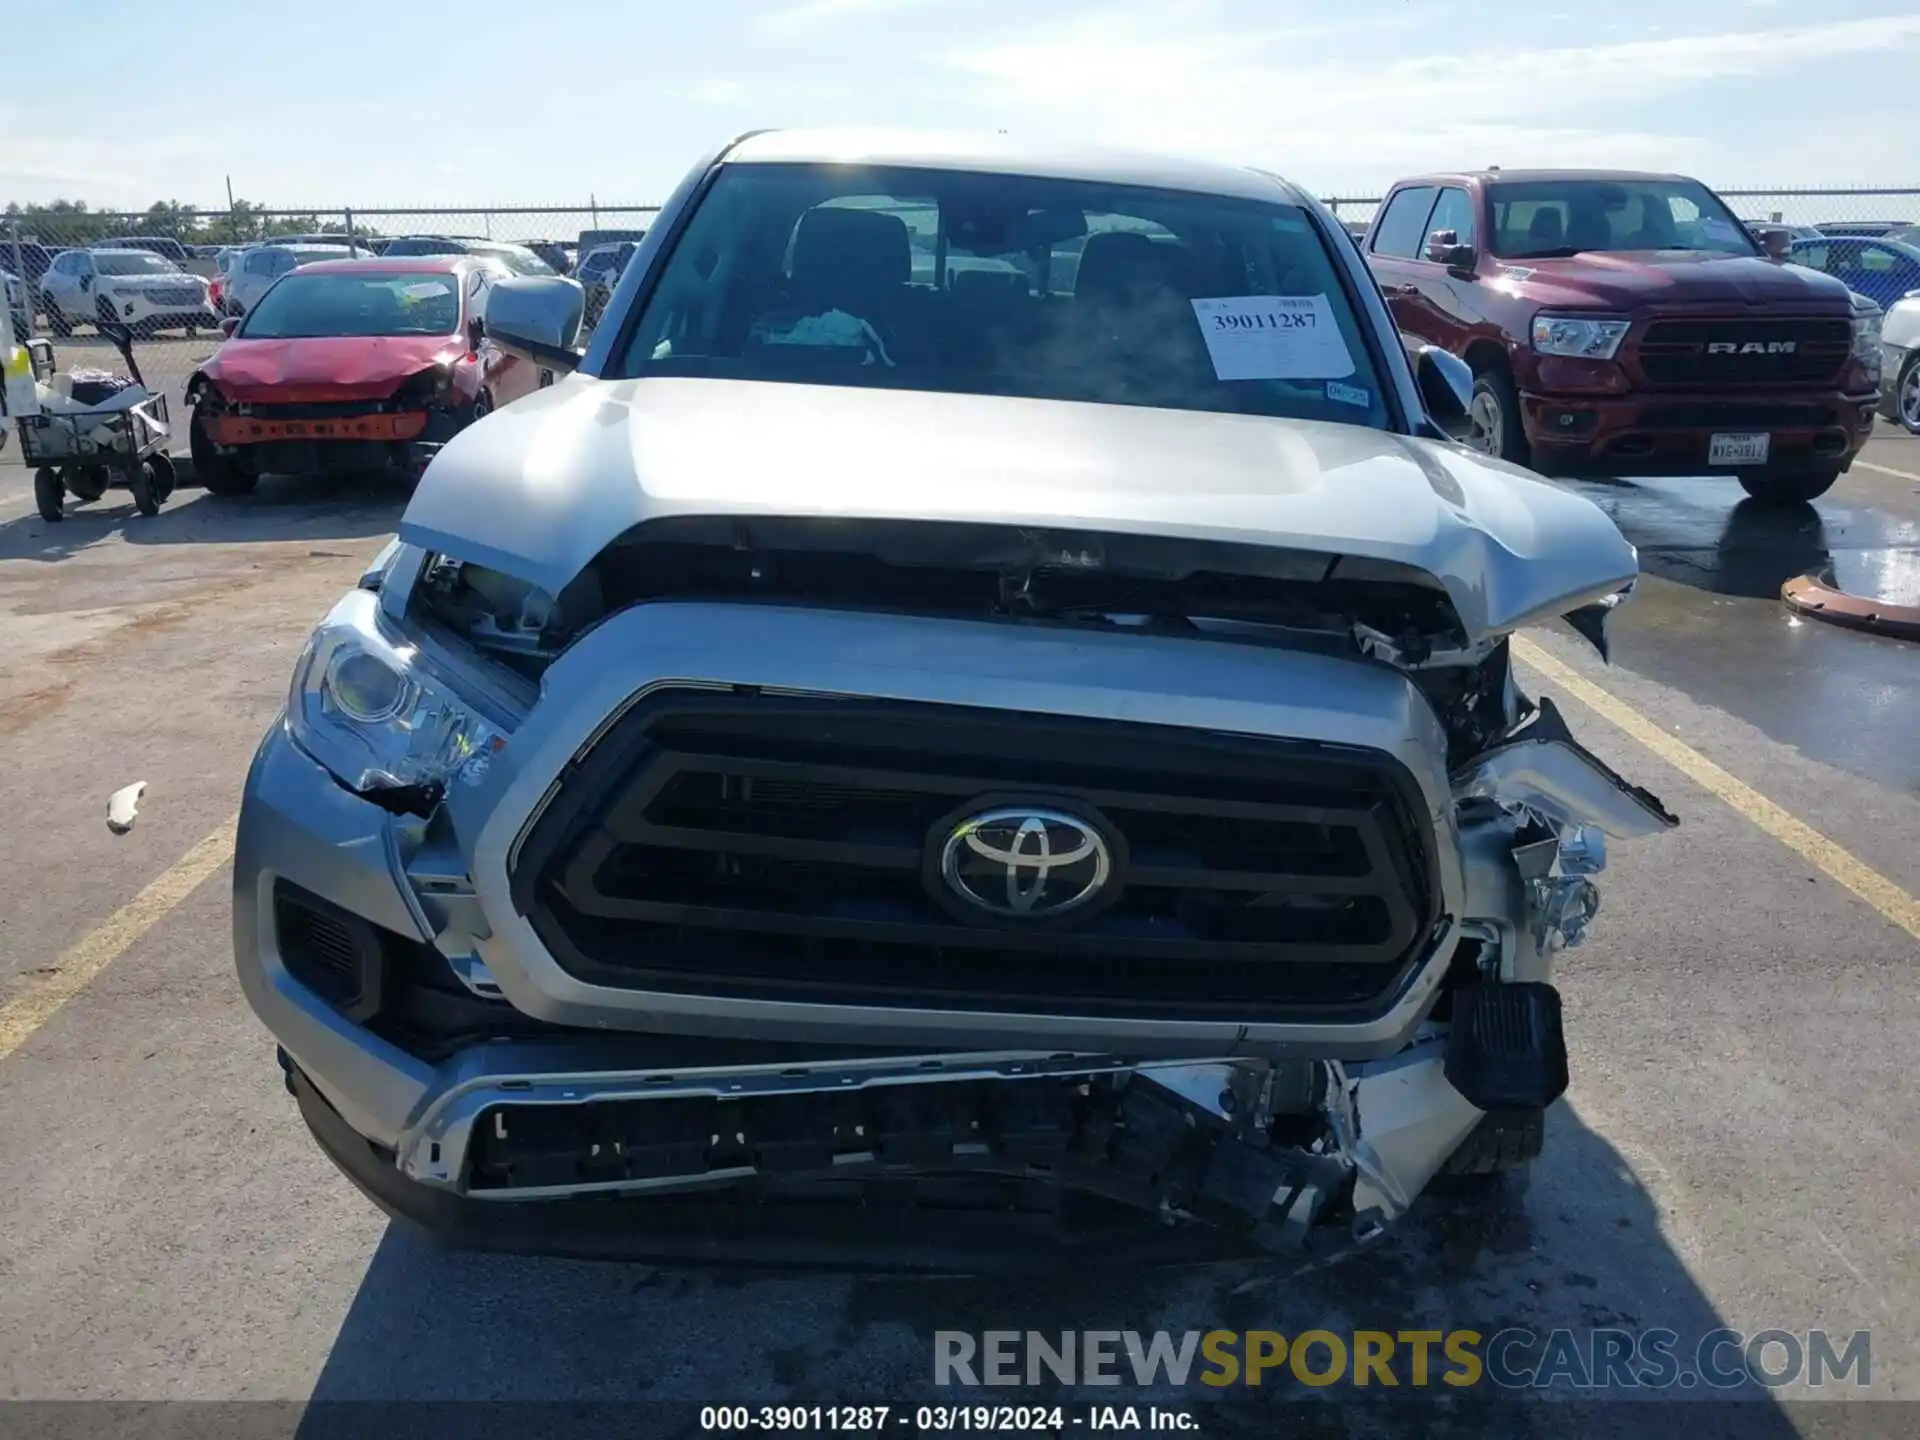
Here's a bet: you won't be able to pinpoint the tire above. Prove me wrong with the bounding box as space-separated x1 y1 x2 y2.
63 466 109 504
1464 366 1531 467
1737 468 1842 505
145 453 177 504
1897 351 1920 436
189 408 256 497
128 461 158 517
46 301 72 338
34 468 65 523
1440 1107 1545 1177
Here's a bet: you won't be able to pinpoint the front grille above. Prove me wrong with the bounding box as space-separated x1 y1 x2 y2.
148 288 204 306
513 692 1440 1022
1636 317 1850 386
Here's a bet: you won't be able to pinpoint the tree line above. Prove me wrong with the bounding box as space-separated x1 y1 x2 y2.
3 199 383 245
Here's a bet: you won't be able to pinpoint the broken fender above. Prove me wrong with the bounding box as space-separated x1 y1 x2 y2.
1453 697 1679 838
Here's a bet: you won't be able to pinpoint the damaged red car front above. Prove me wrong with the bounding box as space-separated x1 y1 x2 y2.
186 258 498 496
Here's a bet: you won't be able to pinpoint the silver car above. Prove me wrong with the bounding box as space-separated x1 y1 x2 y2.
1881 292 1920 433
234 131 1677 1269
224 243 368 317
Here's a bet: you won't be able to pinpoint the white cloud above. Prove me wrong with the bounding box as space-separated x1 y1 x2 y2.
684 79 745 105
943 11 1920 192
757 0 926 35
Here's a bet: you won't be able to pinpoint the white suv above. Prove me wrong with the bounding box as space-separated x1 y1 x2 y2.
39 248 215 338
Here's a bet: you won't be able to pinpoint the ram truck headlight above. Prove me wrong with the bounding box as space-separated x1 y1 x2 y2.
287 589 512 794
1531 314 1632 360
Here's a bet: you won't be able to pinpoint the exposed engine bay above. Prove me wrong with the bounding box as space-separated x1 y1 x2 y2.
412 515 1553 767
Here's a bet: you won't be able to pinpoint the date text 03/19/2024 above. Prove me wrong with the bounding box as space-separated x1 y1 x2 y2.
699 1405 1198 1432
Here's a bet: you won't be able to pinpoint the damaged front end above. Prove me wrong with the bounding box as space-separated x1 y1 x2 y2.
247 525 1680 1270
187 364 472 481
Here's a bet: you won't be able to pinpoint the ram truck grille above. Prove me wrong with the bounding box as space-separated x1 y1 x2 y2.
1636 317 1851 387
512 691 1440 1022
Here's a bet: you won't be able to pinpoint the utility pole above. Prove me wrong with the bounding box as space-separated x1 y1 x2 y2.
226 174 237 240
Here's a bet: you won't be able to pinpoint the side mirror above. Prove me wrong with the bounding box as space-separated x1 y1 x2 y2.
1414 344 1473 427
1424 228 1477 272
480 276 585 373
219 315 241 339
467 317 484 354
1757 227 1792 262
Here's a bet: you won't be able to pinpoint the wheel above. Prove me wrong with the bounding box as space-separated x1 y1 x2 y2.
46 301 72 338
1736 469 1842 505
1440 1108 1545 1177
185 325 197 339
472 388 493 421
1897 351 1920 436
145 452 177 504
1463 366 1531 467
33 467 65 522
128 460 158 517
63 466 109 504
189 408 257 497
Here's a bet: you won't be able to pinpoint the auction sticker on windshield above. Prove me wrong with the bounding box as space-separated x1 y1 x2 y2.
1191 295 1354 381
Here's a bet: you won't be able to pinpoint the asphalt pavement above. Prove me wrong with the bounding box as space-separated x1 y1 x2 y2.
0 401 1917 1435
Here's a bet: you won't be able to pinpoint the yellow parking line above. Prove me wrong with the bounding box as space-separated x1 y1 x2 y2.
0 818 238 1064
1856 460 1919 483
1512 637 1920 943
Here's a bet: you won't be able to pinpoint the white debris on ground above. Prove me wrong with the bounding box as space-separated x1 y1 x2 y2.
106 781 147 835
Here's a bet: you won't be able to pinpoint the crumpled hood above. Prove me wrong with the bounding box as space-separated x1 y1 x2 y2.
203 335 463 403
1507 251 1854 311
400 377 1639 642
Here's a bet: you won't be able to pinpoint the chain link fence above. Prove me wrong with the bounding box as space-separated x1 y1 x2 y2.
5 188 1916 461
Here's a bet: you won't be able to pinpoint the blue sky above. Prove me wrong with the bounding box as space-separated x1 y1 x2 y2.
1 0 1917 210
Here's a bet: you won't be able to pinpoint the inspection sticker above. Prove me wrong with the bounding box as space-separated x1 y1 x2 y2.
1191 295 1354 381
1325 380 1371 408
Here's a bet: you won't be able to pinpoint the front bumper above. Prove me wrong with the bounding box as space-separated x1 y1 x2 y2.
1521 384 1876 475
102 292 213 329
234 600 1645 1260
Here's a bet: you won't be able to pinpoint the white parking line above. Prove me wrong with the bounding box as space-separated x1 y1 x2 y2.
1857 460 1920 483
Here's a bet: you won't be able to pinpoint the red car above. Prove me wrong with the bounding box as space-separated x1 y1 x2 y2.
186 255 538 495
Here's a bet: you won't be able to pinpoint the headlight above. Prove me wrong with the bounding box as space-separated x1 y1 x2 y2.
1531 314 1631 360
287 589 511 794
1852 309 1882 360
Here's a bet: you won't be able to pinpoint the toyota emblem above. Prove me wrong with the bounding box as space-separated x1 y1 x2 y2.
938 806 1113 919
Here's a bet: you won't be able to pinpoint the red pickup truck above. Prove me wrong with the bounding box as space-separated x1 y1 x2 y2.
1364 169 1882 503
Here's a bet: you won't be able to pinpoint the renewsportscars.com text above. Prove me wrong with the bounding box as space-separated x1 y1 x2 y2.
933 1328 1871 1391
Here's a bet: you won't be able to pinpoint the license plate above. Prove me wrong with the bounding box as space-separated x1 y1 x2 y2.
1708 432 1770 466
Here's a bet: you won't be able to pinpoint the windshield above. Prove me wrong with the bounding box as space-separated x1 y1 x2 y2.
95 252 180 276
614 164 1390 429
383 237 462 257
239 272 461 339
475 244 556 277
1489 178 1756 259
